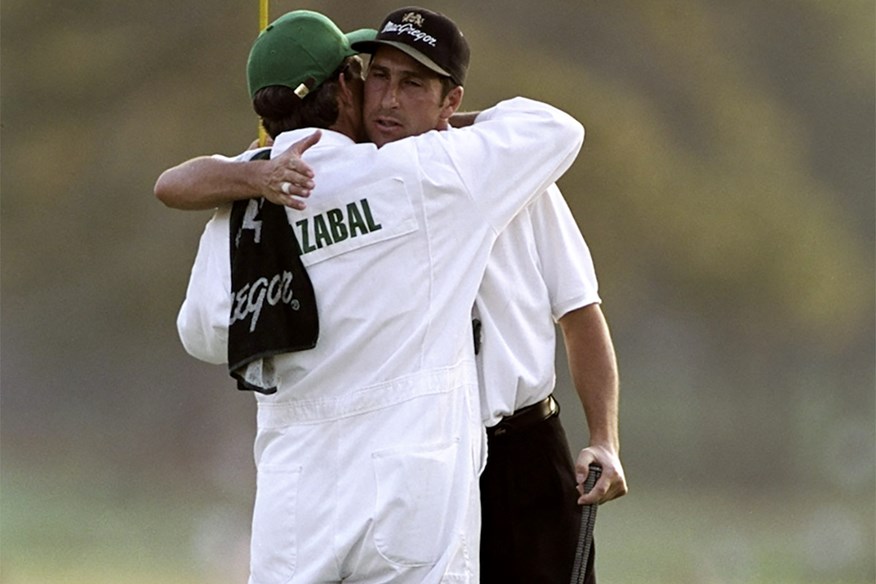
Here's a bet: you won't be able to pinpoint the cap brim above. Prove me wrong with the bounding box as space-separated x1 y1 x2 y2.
346 28 377 48
350 39 452 79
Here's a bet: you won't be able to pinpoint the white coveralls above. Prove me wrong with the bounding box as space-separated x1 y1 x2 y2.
177 98 584 584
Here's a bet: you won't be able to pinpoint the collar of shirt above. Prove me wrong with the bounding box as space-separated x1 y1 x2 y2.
271 127 355 156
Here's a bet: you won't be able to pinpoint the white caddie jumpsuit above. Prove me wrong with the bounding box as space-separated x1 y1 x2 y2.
177 97 584 584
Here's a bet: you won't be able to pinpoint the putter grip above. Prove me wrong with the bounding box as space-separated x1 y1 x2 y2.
569 464 602 584
582 463 601 493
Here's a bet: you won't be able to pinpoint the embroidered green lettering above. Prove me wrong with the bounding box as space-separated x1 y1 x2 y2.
313 214 332 249
296 218 316 253
347 201 368 237
360 199 383 232
327 208 349 243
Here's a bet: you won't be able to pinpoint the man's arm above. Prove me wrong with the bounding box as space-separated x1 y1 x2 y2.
559 303 628 505
176 208 233 364
154 131 321 210
435 97 584 234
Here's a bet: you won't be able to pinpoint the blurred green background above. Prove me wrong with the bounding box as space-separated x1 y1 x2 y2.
1 1 874 582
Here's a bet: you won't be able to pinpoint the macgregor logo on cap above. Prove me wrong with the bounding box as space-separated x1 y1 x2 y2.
352 7 470 86
381 17 438 47
402 11 425 27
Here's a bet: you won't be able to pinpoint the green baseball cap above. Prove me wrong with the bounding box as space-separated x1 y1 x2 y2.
247 10 376 99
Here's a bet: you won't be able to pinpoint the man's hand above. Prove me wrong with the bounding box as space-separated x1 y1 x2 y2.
260 131 321 209
558 304 626 506
575 444 627 505
155 131 323 211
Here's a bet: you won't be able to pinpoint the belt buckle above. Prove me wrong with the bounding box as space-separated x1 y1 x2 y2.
547 395 558 416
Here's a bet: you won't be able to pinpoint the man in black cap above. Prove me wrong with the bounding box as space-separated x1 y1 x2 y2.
350 7 470 147
158 7 626 584
351 9 627 584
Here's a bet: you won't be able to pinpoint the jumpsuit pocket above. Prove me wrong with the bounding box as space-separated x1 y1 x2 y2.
371 439 460 566
249 465 302 584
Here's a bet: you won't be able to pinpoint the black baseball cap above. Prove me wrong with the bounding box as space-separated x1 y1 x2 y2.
352 6 470 86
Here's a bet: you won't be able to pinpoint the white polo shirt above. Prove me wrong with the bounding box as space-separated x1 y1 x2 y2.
474 184 601 427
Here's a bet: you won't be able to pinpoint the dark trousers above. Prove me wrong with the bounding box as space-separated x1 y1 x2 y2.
480 408 596 584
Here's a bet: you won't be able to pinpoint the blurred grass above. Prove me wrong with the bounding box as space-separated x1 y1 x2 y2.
2 459 873 584
596 486 875 584
1 459 250 584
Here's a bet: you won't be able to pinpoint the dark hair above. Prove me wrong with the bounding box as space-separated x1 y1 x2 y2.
438 76 458 101
253 56 362 138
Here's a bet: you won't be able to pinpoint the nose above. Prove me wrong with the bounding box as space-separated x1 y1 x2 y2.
381 83 400 109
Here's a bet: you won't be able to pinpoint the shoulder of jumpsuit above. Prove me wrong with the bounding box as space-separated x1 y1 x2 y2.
207 148 269 163
177 207 232 365
488 97 584 170
186 205 232 298
184 207 231 300
374 99 555 174
417 97 584 186
270 127 355 157
438 98 584 146
473 96 584 135
202 204 232 235
421 97 584 152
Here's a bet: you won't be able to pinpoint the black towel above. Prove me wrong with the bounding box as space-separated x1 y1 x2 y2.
227 149 319 394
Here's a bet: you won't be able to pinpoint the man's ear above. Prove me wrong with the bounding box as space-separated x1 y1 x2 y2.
338 71 354 106
439 86 464 122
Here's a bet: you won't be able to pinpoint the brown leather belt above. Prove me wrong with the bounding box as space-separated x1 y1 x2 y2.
487 394 559 437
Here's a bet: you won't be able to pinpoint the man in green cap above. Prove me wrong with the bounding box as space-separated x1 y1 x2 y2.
156 10 372 210
162 8 594 584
